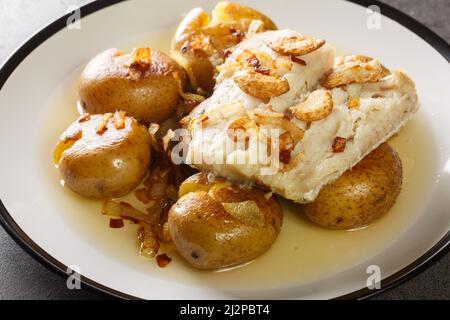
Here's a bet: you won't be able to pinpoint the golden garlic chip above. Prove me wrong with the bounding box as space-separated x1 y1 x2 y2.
289 89 334 122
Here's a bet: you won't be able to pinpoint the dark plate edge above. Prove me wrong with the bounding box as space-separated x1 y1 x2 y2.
0 0 448 300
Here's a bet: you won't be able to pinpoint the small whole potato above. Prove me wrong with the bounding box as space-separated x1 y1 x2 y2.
78 48 187 124
303 143 402 230
53 112 151 199
172 2 277 95
169 173 282 270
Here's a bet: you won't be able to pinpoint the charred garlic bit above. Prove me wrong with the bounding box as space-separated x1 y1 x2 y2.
109 218 125 229
156 254 172 268
332 137 347 153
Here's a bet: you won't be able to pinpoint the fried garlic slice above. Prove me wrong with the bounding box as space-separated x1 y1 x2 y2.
289 89 334 123
234 69 289 99
268 35 326 56
322 55 390 89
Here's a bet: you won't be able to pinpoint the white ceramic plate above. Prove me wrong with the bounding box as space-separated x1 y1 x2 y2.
0 0 449 300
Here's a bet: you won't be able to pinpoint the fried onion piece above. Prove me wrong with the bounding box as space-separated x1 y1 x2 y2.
138 221 160 258
95 113 113 135
102 200 157 224
148 123 162 153
113 111 126 129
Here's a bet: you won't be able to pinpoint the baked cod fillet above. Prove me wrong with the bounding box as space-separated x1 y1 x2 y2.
184 29 419 203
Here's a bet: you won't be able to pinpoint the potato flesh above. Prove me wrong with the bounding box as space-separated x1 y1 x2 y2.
302 143 402 230
178 182 212 198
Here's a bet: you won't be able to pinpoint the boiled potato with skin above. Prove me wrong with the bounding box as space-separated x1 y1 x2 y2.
169 173 283 269
54 112 151 199
303 143 402 230
172 1 277 95
78 48 187 124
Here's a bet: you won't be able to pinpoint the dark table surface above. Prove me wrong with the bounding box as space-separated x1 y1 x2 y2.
0 0 449 300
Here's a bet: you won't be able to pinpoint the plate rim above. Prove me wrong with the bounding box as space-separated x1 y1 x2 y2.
0 0 449 300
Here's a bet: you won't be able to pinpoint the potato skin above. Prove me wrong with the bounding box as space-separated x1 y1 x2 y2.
169 173 282 269
303 143 402 230
54 114 151 199
78 49 186 124
171 2 277 95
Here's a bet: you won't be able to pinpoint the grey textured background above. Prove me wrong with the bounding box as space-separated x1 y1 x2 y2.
0 0 449 300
